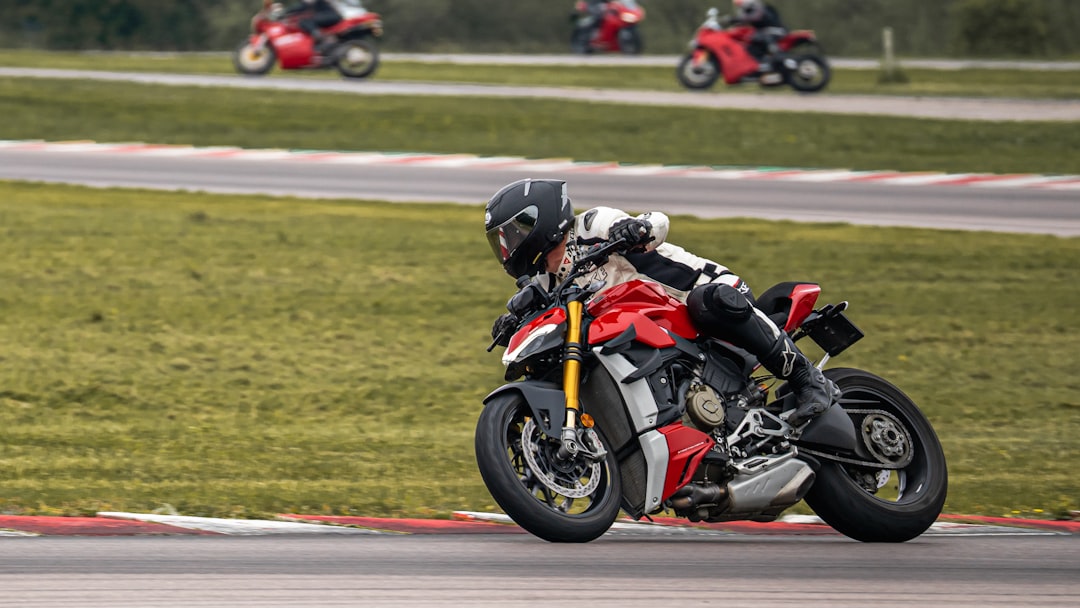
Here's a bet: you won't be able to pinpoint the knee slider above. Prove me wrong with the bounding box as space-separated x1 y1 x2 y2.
702 283 753 322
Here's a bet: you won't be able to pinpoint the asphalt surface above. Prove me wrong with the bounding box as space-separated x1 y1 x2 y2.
1 146 1076 236
1 534 1077 607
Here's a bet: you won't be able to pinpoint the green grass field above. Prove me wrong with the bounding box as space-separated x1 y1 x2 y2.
0 181 1077 520
2 50 1079 99
1 77 1078 175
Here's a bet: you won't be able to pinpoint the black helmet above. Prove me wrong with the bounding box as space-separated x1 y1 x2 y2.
484 178 574 279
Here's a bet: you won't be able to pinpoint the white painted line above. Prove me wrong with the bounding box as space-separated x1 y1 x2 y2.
0 529 40 537
98 512 384 535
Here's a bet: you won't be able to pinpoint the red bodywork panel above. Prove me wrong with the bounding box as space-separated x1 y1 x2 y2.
784 284 821 332
257 14 381 70
267 30 316 68
590 310 676 348
694 27 760 84
506 307 567 354
586 280 698 347
658 423 715 501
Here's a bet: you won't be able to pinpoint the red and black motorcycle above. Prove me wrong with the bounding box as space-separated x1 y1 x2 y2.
677 8 830 93
476 237 947 543
570 1 646 55
233 0 383 79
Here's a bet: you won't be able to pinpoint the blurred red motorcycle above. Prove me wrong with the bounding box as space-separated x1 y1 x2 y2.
570 1 646 55
233 0 383 79
677 8 830 93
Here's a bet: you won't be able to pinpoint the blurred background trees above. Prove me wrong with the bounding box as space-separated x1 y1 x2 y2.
1 0 1077 58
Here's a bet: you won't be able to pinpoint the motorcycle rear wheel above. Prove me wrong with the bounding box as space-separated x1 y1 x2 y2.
785 54 830 93
233 41 276 76
474 392 622 543
804 368 947 542
676 52 720 90
335 39 380 79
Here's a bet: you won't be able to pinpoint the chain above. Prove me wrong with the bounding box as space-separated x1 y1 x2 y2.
794 407 907 470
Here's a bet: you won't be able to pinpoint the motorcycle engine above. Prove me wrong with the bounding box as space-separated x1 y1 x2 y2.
685 383 725 431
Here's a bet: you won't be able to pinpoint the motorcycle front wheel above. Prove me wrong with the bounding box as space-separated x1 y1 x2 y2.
474 392 622 543
676 52 720 90
335 39 380 79
804 368 948 542
232 40 276 76
618 27 643 55
570 27 592 54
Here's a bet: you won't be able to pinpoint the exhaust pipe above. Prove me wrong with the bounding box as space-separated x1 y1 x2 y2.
669 483 727 510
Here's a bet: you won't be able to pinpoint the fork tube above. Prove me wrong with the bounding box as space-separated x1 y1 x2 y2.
562 300 585 428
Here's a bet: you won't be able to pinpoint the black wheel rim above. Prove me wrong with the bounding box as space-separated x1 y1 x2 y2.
835 385 937 506
502 407 613 516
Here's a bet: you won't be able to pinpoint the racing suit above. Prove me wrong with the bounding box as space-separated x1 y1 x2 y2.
538 206 838 426
735 4 787 62
286 0 343 48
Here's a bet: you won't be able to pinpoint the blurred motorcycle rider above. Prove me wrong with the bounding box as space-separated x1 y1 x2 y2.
580 0 610 43
285 0 343 53
484 178 840 427
732 0 787 64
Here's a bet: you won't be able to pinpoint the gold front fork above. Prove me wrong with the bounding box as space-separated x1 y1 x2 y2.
559 298 605 461
562 300 584 427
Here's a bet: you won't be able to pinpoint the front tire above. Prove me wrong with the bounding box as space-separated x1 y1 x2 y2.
335 38 380 79
233 40 276 76
618 27 643 55
805 368 947 542
475 393 622 543
677 52 720 90
570 27 592 54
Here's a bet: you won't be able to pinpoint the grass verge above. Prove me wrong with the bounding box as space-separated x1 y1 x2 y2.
1 77 1078 175
0 181 1077 520
1 49 1079 99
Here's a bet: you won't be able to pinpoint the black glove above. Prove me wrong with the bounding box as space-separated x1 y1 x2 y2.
490 313 520 348
610 218 653 252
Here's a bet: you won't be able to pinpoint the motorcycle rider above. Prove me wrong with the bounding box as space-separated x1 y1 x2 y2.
578 0 610 45
284 0 343 53
484 178 840 427
731 0 787 65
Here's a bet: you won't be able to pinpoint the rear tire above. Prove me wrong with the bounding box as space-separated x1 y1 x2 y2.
805 368 947 542
784 53 830 93
475 393 622 543
335 38 379 79
676 52 720 90
233 40 275 76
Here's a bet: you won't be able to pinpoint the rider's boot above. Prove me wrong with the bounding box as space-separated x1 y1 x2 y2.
758 334 842 426
687 283 840 426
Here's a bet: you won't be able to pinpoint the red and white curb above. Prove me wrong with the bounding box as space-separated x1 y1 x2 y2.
3 140 1078 191
1 512 1075 537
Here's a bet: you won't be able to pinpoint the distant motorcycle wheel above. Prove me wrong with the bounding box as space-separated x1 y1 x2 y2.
618 27 643 55
570 27 592 54
335 39 380 79
804 368 948 542
233 40 276 76
677 52 720 90
474 392 622 543
784 54 830 93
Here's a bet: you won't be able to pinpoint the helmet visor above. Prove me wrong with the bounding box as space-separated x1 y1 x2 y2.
486 204 540 268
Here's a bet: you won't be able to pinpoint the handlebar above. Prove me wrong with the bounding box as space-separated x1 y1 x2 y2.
487 236 633 351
